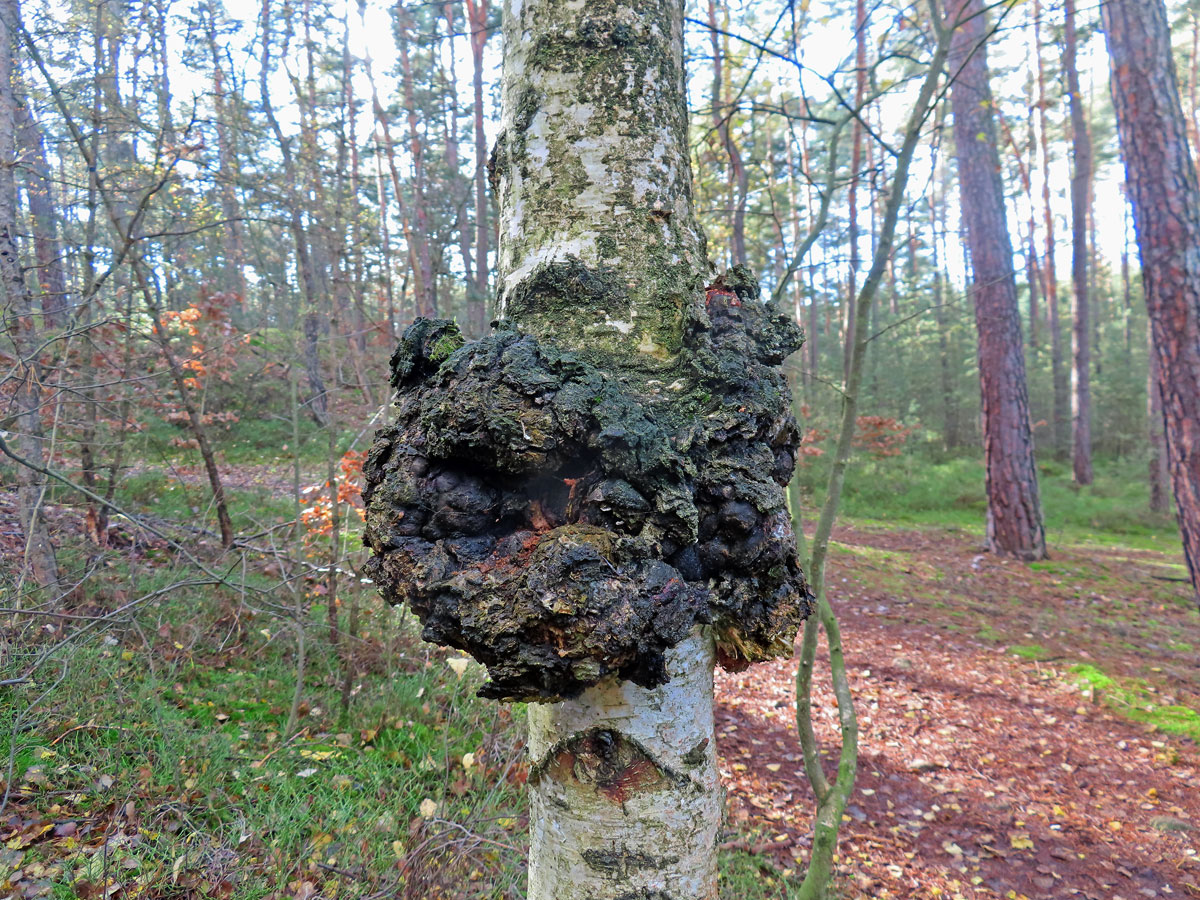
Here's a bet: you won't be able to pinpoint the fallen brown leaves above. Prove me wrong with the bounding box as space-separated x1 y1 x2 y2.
716 524 1200 900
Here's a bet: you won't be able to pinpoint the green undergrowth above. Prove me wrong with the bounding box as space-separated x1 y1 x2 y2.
797 454 1181 552
718 845 803 898
1069 664 1200 742
1008 644 1052 661
134 415 352 467
0 584 528 899
118 470 297 526
2 572 825 899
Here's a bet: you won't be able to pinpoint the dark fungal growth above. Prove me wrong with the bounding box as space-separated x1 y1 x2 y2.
362 263 812 702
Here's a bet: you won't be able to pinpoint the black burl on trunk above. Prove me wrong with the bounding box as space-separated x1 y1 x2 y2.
362 263 811 702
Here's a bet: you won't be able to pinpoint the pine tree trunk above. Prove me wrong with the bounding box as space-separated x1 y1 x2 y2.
949 0 1048 562
843 0 866 385
707 0 747 266
1148 325 1170 514
15 101 67 329
1102 0 1200 604
396 3 436 318
1033 0 1069 459
1189 10 1200 174
1065 0 1093 484
494 1 720 893
465 0 490 335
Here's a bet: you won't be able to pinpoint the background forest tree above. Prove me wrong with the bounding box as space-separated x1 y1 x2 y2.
1 0 1199 897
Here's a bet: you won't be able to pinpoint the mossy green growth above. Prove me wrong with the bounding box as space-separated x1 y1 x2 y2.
364 286 808 701
430 330 466 363
1070 664 1200 741
1008 644 1050 660
498 257 699 365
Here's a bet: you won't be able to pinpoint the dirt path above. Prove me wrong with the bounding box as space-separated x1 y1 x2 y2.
716 525 1200 899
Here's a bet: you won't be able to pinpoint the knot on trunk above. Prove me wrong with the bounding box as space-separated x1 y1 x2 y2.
362 266 811 701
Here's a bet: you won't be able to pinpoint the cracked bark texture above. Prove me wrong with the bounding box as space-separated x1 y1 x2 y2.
363 283 805 702
1102 0 1200 605
526 631 720 900
949 0 1047 562
363 0 810 895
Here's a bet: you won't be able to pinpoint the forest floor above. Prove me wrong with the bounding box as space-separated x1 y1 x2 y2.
717 522 1200 900
1 452 1198 899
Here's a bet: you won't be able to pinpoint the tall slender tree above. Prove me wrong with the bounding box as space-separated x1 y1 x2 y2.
1033 0 1069 459
1064 0 1093 484
0 0 60 594
949 0 1047 561
1102 0 1200 604
707 0 748 266
463 0 490 334
843 0 867 384
258 0 329 426
395 1 436 318
15 99 68 329
364 0 811 895
1149 326 1170 515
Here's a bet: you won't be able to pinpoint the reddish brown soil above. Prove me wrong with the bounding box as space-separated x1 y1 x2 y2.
716 524 1200 899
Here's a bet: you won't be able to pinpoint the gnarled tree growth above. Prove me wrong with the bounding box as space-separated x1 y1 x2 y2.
362 0 809 895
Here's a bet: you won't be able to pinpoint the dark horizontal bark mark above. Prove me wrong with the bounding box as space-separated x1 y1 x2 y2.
531 726 701 804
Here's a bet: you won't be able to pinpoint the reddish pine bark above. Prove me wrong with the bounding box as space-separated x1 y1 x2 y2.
842 0 867 385
949 0 1047 562
1103 0 1200 604
1033 0 1069 459
1149 326 1170 515
464 0 491 335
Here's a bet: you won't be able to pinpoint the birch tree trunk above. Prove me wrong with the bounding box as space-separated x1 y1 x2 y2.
526 632 720 899
494 0 719 894
1102 0 1200 605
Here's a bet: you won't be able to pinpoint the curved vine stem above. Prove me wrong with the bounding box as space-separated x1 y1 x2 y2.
790 7 953 896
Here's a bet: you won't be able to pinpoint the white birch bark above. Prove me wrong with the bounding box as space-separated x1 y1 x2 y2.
494 0 708 360
526 629 720 899
491 0 722 895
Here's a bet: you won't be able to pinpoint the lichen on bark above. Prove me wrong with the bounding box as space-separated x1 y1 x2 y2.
491 0 706 363
362 263 811 702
